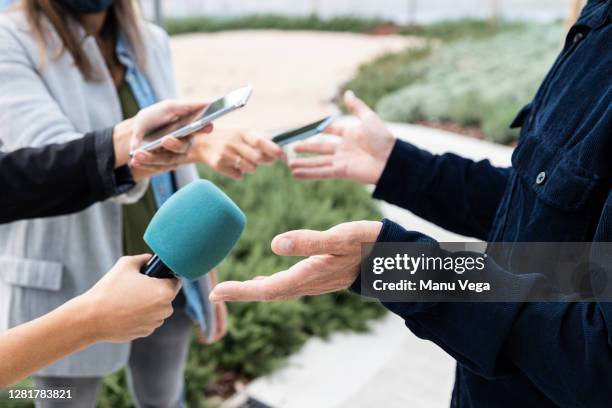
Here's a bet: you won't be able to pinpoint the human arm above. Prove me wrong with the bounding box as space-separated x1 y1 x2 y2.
0 128 132 223
0 26 204 202
211 197 612 405
0 101 208 223
0 254 181 388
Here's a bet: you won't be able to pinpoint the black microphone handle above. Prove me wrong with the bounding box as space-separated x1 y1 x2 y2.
140 254 177 279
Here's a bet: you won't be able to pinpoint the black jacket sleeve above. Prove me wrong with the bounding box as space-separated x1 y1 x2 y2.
0 128 135 223
373 139 510 240
352 208 612 406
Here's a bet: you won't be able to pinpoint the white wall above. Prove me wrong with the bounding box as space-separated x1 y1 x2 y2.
142 0 567 24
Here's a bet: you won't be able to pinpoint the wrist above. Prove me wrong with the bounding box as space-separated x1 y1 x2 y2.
113 118 134 168
60 294 102 346
371 138 397 185
189 136 209 164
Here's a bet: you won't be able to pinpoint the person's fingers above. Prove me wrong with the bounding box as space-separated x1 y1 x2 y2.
160 136 192 154
165 100 208 118
271 228 346 257
131 150 188 167
344 90 374 120
130 125 146 153
291 167 337 180
169 278 182 295
209 280 264 302
227 152 257 174
217 163 243 180
216 306 228 339
243 132 284 160
292 140 337 155
155 278 182 298
288 156 334 169
323 123 348 138
210 269 302 302
122 254 153 269
202 123 214 134
131 100 207 152
232 140 265 165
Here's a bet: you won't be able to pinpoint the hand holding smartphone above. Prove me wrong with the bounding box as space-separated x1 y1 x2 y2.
133 85 253 154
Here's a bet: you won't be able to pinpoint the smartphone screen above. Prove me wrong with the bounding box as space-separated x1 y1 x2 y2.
136 85 252 153
272 116 334 146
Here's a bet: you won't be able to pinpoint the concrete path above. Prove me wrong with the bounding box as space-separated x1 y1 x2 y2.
227 125 513 408
171 30 417 131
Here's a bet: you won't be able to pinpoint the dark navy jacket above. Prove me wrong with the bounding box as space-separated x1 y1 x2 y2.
366 1 612 406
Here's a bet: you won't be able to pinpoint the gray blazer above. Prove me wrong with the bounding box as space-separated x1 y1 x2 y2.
0 10 207 376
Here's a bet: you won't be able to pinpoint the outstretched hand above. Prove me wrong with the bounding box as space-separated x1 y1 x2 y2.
209 221 382 302
288 91 395 185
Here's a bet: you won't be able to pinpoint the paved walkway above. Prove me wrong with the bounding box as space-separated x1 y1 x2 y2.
171 30 417 132
226 124 513 408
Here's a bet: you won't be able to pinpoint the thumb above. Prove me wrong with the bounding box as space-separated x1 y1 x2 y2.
166 100 208 118
130 123 145 153
122 253 153 270
344 90 373 120
271 228 345 257
159 277 182 296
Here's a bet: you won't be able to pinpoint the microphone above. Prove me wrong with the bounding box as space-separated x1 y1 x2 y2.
140 180 246 280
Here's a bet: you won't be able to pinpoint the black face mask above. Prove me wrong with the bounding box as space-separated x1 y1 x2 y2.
58 0 114 13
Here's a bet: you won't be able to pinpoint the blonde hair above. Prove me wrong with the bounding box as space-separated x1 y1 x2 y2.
21 0 146 80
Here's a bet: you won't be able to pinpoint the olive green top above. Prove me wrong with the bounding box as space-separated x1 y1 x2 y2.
118 80 157 256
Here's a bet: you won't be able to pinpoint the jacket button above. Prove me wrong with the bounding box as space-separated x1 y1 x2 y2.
536 171 546 185
573 32 584 44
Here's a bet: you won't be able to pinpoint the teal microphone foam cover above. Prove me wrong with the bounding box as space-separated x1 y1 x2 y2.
144 180 246 280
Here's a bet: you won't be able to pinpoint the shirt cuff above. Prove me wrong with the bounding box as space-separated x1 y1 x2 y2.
91 128 135 200
349 218 436 295
372 139 435 209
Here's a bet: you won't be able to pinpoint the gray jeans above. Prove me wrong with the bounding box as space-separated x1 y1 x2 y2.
34 307 193 408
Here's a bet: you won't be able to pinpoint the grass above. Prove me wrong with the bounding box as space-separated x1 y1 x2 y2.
165 14 388 36
375 23 561 144
339 19 527 111
341 20 561 144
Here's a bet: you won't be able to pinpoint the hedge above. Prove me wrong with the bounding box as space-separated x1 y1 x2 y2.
99 163 385 407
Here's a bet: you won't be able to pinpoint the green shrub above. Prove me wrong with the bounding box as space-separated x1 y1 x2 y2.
99 163 385 406
165 14 387 36
397 18 525 41
375 24 561 144
340 46 431 110
339 19 525 110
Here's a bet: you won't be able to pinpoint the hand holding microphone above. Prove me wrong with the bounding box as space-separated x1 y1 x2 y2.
78 255 181 343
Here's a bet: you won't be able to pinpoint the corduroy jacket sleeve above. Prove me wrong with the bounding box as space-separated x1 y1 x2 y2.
359 210 612 406
373 139 510 240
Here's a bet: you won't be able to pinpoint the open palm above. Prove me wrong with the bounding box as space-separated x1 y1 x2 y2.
289 91 396 185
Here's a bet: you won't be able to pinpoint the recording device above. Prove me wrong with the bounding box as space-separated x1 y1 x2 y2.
137 85 253 153
140 180 246 279
272 115 336 146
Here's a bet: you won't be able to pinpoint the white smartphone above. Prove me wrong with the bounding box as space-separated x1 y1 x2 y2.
137 85 253 153
271 115 336 147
